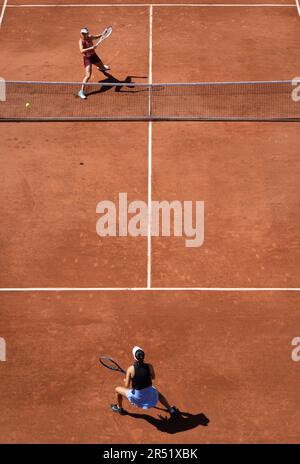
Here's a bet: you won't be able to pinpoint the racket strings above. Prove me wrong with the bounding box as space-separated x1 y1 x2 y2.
101 26 112 40
100 356 124 372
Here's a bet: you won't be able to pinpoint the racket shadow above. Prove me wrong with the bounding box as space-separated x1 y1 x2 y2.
123 409 210 435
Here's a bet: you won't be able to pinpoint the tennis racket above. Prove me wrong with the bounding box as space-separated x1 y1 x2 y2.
97 26 112 46
99 356 126 374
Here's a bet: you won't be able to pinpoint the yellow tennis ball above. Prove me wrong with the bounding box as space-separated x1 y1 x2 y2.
25 102 30 107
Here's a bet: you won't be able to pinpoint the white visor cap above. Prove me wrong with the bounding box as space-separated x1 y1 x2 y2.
81 27 89 34
132 346 144 361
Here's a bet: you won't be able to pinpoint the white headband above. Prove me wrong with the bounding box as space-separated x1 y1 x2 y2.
132 346 144 361
80 28 89 34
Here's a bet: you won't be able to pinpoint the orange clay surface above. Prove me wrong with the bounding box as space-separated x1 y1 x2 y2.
0 1 300 444
1 292 300 443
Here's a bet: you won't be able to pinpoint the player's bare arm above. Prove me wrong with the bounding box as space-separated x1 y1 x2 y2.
90 33 102 40
79 38 96 54
149 364 155 380
123 366 133 388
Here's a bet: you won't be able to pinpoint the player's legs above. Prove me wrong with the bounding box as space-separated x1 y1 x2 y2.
158 391 171 410
78 65 92 99
111 386 128 414
158 391 179 417
94 58 110 73
115 386 128 408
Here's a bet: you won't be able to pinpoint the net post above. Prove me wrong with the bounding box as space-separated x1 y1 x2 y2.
0 77 6 102
0 337 6 362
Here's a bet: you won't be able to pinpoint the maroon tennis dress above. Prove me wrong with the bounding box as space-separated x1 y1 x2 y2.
82 37 101 67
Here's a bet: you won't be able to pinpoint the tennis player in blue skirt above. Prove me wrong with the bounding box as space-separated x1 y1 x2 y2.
111 346 179 417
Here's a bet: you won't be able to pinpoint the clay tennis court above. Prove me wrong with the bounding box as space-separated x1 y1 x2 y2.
0 0 300 444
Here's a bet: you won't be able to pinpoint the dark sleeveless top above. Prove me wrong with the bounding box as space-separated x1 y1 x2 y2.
131 362 152 390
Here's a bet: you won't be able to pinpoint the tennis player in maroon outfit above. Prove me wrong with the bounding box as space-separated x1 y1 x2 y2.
78 27 110 100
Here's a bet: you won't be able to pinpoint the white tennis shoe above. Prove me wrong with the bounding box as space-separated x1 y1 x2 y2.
97 64 110 72
78 90 87 100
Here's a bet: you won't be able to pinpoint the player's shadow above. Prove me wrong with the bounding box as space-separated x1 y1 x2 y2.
124 408 210 434
86 72 148 96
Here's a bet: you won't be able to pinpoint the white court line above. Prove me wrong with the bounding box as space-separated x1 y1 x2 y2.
0 0 8 28
5 3 297 8
0 287 299 291
296 0 300 15
147 4 153 289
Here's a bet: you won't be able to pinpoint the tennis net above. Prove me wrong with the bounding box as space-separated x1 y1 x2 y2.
0 80 299 121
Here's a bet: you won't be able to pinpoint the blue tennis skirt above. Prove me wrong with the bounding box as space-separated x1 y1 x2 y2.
126 386 159 409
